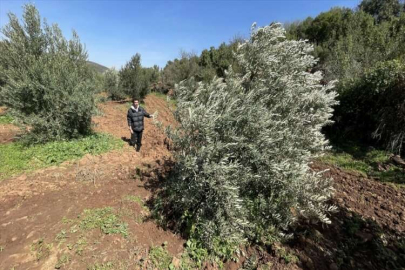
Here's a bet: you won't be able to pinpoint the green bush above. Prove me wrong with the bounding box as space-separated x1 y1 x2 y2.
0 4 97 144
161 23 337 252
334 60 405 153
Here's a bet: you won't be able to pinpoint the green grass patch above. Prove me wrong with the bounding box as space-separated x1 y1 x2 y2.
319 142 404 186
0 133 123 180
124 195 149 211
87 262 115 270
78 207 128 237
55 254 70 269
319 153 370 176
149 244 173 270
0 114 13 124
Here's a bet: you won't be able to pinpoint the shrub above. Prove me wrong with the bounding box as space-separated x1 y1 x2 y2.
104 68 125 100
0 4 97 143
163 23 338 251
334 60 405 153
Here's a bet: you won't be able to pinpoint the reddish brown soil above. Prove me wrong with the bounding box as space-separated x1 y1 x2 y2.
0 95 183 269
285 163 405 270
317 163 405 234
1 95 404 270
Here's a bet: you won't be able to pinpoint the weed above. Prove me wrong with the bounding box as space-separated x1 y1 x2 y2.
345 215 363 236
55 254 70 269
275 247 298 264
67 243 74 250
62 217 74 224
55 230 68 247
0 245 4 252
30 238 52 261
0 113 13 124
79 207 128 237
319 143 404 186
149 244 173 270
124 195 148 211
0 133 123 180
70 224 79 234
87 261 115 270
184 239 209 267
242 254 259 269
55 230 67 241
75 236 87 256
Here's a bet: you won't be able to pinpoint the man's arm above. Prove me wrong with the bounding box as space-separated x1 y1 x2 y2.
143 108 152 118
127 109 133 133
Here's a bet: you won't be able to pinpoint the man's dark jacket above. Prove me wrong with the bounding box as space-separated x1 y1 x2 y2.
127 106 151 132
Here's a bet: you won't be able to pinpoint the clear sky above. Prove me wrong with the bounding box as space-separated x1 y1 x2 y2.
0 0 360 69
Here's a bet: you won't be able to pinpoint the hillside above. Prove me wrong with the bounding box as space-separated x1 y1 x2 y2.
0 94 404 269
87 61 109 74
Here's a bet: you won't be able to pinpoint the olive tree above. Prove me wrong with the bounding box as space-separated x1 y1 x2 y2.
0 4 97 143
163 23 338 250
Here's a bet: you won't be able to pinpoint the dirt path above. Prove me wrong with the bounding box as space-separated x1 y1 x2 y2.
0 95 183 270
1 94 404 270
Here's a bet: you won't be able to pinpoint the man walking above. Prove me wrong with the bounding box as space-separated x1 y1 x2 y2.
127 98 153 152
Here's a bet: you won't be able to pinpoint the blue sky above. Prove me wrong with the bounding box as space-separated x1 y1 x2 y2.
0 0 360 69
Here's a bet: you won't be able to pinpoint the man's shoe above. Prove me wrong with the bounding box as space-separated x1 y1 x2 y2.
136 145 140 152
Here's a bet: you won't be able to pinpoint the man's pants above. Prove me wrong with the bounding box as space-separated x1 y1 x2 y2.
131 130 143 150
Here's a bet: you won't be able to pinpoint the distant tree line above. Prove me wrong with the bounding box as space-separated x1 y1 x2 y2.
285 0 405 153
160 37 244 91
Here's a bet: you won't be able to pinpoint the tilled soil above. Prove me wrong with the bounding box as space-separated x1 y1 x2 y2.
0 95 183 270
0 95 404 270
316 163 405 235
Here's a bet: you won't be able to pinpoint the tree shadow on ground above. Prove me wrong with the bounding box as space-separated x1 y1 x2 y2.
140 160 405 270
289 205 405 270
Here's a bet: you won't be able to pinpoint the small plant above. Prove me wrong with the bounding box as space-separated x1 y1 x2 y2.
75 236 88 256
184 239 209 267
149 244 173 270
0 114 13 124
55 254 70 269
62 217 75 224
55 230 67 241
275 247 298 264
55 230 68 247
87 262 115 270
124 195 148 211
79 207 128 237
31 238 52 261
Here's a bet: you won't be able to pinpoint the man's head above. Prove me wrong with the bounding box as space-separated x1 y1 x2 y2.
132 98 139 108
